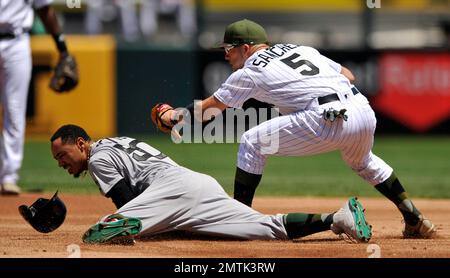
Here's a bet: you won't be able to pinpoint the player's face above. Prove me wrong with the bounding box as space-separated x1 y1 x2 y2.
225 44 248 71
51 137 88 178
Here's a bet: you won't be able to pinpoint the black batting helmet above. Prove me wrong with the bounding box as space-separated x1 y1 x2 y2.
18 191 67 233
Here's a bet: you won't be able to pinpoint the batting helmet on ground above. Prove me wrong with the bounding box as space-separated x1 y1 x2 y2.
18 191 67 233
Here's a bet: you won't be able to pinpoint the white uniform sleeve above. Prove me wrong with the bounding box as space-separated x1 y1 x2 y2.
33 0 53 10
88 154 124 195
322 55 342 73
213 70 258 108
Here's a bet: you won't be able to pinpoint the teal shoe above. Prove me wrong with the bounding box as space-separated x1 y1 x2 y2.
82 214 142 244
331 197 372 243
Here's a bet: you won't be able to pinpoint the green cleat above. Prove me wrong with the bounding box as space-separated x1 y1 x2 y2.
82 214 142 244
331 197 372 243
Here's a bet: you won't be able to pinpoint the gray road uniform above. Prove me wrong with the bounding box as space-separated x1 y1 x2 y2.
88 136 288 240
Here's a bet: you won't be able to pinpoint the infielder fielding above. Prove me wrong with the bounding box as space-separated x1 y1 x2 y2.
152 19 436 239
50 124 372 244
0 0 78 195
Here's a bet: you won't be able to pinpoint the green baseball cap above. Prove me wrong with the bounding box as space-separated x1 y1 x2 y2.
216 19 269 48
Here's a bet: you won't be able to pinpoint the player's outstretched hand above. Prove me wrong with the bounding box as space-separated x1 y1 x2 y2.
151 103 177 133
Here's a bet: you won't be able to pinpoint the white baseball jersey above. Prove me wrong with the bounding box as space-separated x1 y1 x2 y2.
214 44 393 185
0 0 52 35
89 137 288 240
214 44 352 116
0 0 52 186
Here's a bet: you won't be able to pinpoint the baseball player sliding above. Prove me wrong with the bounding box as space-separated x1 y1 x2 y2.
0 0 78 195
50 124 372 244
152 19 436 239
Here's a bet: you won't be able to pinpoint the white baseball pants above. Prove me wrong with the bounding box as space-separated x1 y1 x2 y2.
0 34 32 185
237 90 393 186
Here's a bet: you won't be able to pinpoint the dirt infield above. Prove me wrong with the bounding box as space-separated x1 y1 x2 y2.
1 194 448 258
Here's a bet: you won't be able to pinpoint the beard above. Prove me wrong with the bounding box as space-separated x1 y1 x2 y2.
73 170 87 178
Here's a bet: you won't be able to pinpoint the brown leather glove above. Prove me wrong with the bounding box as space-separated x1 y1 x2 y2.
49 54 79 93
151 103 177 133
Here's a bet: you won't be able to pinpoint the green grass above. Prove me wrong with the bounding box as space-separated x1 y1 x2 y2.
20 136 450 198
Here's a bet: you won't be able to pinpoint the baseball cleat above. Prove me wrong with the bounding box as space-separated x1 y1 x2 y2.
331 197 372 243
107 235 137 245
0 183 21 195
82 214 142 244
403 215 437 239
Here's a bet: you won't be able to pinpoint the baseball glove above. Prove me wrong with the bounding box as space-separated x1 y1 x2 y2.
18 191 67 233
49 54 79 93
151 103 177 133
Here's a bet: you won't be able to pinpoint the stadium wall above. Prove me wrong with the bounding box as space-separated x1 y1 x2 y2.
28 38 449 137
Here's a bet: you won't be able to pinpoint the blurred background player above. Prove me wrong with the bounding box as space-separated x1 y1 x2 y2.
0 0 75 195
85 0 197 42
85 0 140 42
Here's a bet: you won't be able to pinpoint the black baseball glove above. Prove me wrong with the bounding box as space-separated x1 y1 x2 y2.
18 191 67 233
49 54 79 93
